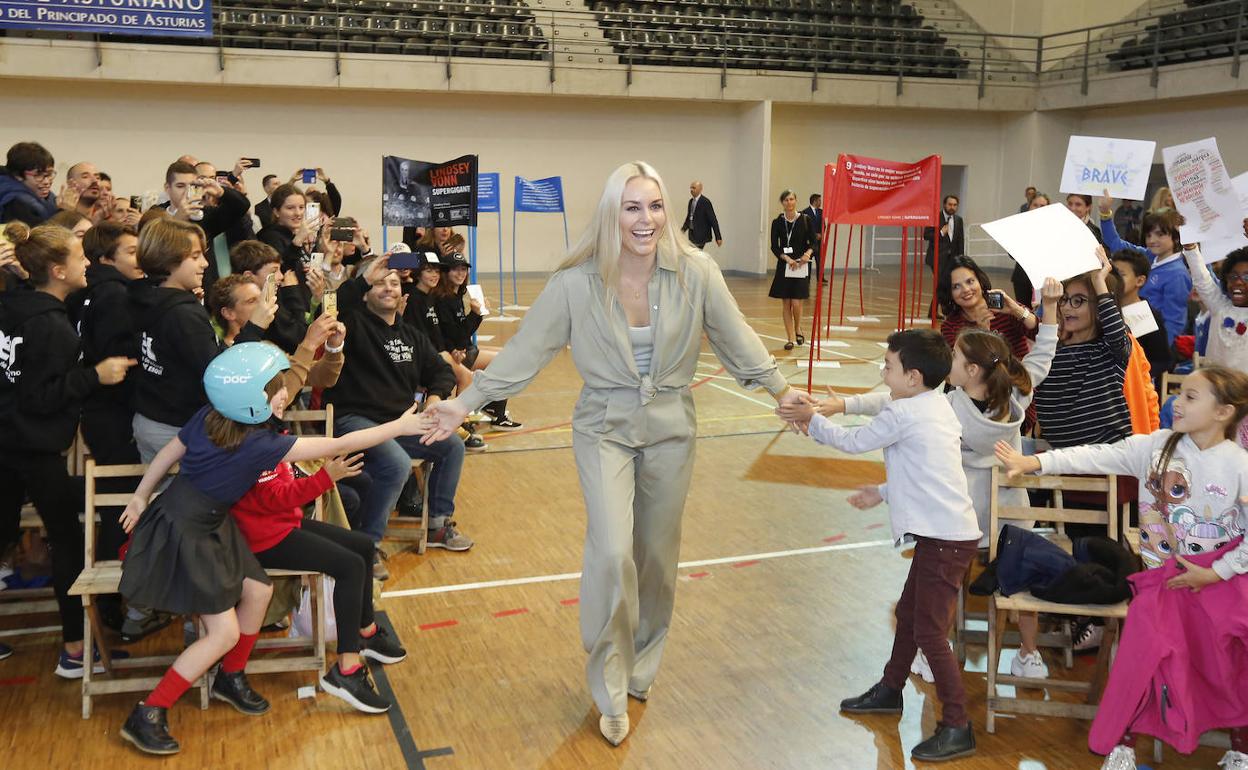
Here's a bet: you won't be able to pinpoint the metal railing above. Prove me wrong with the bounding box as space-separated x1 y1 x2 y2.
2 0 1245 92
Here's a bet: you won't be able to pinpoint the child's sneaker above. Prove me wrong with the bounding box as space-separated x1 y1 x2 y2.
0 642 12 660
1074 621 1104 652
1220 750 1248 769
361 626 407 665
320 663 391 714
55 647 129 679
1010 650 1049 679
1100 744 1136 769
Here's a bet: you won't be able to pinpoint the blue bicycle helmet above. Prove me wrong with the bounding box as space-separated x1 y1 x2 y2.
203 343 290 424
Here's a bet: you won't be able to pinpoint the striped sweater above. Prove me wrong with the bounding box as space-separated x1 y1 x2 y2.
1034 293 1132 448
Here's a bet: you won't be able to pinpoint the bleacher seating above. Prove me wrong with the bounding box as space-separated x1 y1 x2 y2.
1 0 970 78
1108 0 1243 71
589 0 968 78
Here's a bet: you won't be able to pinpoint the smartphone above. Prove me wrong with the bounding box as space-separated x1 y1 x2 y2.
305 201 321 224
243 157 261 168
263 271 278 298
129 195 142 210
388 251 423 270
986 290 1005 310
302 168 317 184
308 252 325 273
322 290 338 318
330 227 353 242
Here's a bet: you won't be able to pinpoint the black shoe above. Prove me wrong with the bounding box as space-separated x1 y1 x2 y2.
911 723 976 762
320 663 392 714
0 642 11 660
784 342 795 351
121 703 180 755
796 334 805 346
120 607 173 643
361 626 407 665
839 681 903 714
211 670 270 715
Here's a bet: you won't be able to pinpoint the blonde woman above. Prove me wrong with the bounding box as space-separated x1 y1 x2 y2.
1148 186 1175 214
421 161 812 746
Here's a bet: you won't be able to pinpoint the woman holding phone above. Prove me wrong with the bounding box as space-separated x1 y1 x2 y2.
938 256 1037 360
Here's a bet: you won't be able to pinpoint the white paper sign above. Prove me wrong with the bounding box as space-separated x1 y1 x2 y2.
1197 171 1248 264
785 262 810 279
1121 300 1159 338
1162 137 1241 242
466 284 489 317
981 204 1101 291
1059 135 1156 201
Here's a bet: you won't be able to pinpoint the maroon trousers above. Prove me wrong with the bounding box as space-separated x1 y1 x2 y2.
880 535 978 727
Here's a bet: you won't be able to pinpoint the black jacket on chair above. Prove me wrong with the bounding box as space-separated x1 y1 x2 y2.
681 196 722 246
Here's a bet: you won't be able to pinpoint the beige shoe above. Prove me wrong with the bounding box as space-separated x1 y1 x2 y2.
599 713 629 746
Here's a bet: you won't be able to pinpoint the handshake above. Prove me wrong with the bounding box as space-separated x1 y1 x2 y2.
775 387 848 434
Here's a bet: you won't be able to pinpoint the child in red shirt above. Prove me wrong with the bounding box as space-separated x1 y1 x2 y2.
233 452 406 714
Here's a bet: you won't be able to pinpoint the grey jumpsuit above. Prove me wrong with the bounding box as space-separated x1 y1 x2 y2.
458 249 788 717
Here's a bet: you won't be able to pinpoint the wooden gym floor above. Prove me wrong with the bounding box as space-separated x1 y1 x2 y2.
0 267 1224 769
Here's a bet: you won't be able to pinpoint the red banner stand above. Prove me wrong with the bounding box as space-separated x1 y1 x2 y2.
807 154 942 392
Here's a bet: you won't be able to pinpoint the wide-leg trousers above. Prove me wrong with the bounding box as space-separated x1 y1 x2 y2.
571 386 696 717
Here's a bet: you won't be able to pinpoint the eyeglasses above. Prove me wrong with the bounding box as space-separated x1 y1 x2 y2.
1057 295 1088 309
1226 271 1248 285
24 170 55 182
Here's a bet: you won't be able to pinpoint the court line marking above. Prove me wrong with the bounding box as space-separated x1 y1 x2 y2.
381 538 894 599
705 381 776 408
372 611 456 769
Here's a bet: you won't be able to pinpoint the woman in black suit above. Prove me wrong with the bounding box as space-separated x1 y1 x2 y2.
768 189 814 350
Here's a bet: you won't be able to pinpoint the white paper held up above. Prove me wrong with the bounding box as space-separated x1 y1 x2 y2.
1059 136 1156 201
1120 301 1159 338
981 204 1101 291
1197 170 1248 264
466 284 490 317
1162 137 1241 242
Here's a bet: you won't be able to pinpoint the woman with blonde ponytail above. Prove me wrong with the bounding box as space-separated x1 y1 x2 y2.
418 161 812 746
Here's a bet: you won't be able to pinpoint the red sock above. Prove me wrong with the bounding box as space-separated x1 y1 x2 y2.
145 669 191 709
220 632 259 674
340 661 362 676
360 624 377 639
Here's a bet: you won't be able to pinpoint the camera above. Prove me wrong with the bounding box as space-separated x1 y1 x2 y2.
986 291 1005 310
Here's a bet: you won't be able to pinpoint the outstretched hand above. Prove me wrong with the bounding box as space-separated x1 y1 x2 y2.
993 440 1039 479
420 398 470 445
848 485 883 510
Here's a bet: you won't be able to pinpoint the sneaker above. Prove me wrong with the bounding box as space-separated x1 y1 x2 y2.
0 642 11 660
373 548 390 582
320 663 391 714
839 681 903 714
361 626 407 665
55 647 129 679
911 651 935 683
120 607 174 644
260 617 291 633
911 723 976 762
427 521 474 552
1100 743 1136 770
599 713 629 746
121 702 180 755
1220 750 1248 769
486 414 523 432
1010 650 1049 679
211 669 270 715
1073 621 1104 652
463 432 487 453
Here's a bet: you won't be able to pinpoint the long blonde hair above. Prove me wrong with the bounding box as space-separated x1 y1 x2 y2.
557 161 697 301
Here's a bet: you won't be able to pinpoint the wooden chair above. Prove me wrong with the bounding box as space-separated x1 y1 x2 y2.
1160 352 1202 399
985 467 1130 733
71 407 336 719
385 460 432 553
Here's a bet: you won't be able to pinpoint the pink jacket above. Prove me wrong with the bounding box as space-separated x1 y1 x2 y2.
1089 537 1248 754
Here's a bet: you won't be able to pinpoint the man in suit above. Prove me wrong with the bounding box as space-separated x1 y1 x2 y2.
924 194 964 276
681 181 722 249
801 193 824 283
253 173 281 230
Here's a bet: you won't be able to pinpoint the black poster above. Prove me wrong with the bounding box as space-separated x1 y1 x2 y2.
382 154 478 227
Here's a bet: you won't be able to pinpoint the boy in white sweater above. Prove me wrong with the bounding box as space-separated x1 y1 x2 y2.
778 328 982 763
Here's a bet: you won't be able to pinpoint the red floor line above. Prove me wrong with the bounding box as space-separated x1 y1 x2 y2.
822 534 847 543
492 608 530 618
688 571 710 579
419 619 459 631
559 598 579 606
732 560 761 568
864 523 884 530
0 676 36 686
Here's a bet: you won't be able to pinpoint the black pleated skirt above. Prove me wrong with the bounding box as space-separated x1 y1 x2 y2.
119 476 270 616
768 260 810 299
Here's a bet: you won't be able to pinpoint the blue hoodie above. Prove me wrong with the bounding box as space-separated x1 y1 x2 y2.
0 173 58 226
1100 217 1190 347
